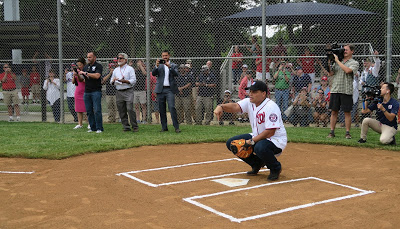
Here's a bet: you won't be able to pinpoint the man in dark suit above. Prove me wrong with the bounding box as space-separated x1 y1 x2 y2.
152 50 181 133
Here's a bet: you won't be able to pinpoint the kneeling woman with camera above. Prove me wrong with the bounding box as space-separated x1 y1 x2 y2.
358 82 399 145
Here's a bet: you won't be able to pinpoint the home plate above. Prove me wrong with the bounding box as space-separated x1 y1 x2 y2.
212 178 250 187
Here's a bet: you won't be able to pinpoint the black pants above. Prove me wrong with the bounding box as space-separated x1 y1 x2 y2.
50 98 61 122
67 97 78 122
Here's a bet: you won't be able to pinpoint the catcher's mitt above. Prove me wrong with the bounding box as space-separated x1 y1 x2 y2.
230 139 254 158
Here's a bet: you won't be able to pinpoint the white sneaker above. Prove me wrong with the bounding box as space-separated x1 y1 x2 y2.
16 116 20 122
8 116 14 122
87 125 91 130
73 125 83 129
87 130 93 133
96 130 103 133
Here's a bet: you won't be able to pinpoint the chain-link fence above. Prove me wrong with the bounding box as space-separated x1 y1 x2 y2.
0 0 399 129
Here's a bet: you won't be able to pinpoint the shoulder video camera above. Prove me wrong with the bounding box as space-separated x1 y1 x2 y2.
325 42 345 61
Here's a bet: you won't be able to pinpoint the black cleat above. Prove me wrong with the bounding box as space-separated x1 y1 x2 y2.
267 168 282 181
246 163 265 176
358 138 367 144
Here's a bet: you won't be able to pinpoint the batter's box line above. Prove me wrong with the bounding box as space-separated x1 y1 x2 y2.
0 171 35 174
183 177 375 223
116 158 268 187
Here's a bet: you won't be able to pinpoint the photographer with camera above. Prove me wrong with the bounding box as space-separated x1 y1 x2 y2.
358 82 398 145
326 44 359 139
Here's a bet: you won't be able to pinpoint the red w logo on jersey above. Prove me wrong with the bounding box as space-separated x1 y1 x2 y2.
257 112 265 124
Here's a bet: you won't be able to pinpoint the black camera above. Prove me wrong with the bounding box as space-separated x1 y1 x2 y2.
159 59 166 64
362 84 382 104
325 42 345 61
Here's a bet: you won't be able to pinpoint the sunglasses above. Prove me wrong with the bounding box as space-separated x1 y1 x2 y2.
117 57 125 60
318 92 324 94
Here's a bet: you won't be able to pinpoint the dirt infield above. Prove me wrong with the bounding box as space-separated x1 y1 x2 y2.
1 143 400 228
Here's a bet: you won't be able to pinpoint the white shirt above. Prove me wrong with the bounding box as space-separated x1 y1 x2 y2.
65 71 76 97
361 57 381 83
163 62 170 86
353 71 361 104
43 78 60 105
237 98 287 150
110 64 136 90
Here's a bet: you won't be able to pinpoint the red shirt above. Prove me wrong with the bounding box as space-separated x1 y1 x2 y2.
299 54 315 74
30 72 40 85
231 52 243 69
256 57 271 73
0 72 17 90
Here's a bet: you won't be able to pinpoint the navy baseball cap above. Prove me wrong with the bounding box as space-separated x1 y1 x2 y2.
245 80 268 92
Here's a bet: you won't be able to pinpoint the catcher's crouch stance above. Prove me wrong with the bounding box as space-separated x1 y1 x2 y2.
214 81 287 181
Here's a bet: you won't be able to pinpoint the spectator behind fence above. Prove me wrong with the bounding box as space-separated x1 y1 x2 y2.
111 53 138 132
81 51 104 133
64 67 78 122
101 60 119 123
255 50 272 81
273 61 292 122
290 87 312 127
219 90 235 125
291 66 311 97
358 82 398 145
231 45 243 84
43 69 60 123
244 35 260 57
0 63 20 121
238 70 253 100
152 50 180 133
176 64 194 125
326 44 359 139
134 60 148 124
237 64 249 86
272 38 287 62
72 58 87 129
29 66 41 104
360 50 381 88
195 65 217 125
316 76 330 97
20 69 31 105
312 89 329 127
297 47 316 85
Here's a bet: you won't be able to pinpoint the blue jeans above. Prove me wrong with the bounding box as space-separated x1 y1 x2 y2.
275 89 290 121
84 90 103 131
226 134 282 171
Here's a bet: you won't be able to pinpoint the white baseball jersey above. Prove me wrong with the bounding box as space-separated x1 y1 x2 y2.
237 98 287 150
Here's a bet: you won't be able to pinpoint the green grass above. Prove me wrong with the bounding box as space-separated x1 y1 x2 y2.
0 122 398 159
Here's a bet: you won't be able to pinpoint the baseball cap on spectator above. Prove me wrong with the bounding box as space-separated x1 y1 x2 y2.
179 64 185 68
245 81 268 92
201 65 209 71
296 66 302 70
224 90 231 94
242 64 248 68
186 59 192 64
321 76 328 81
184 64 191 68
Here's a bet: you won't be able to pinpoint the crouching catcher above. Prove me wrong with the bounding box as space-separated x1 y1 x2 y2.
214 81 287 181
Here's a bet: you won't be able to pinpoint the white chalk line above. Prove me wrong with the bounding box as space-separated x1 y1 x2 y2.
0 171 35 174
183 177 375 223
116 158 261 187
116 158 242 175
